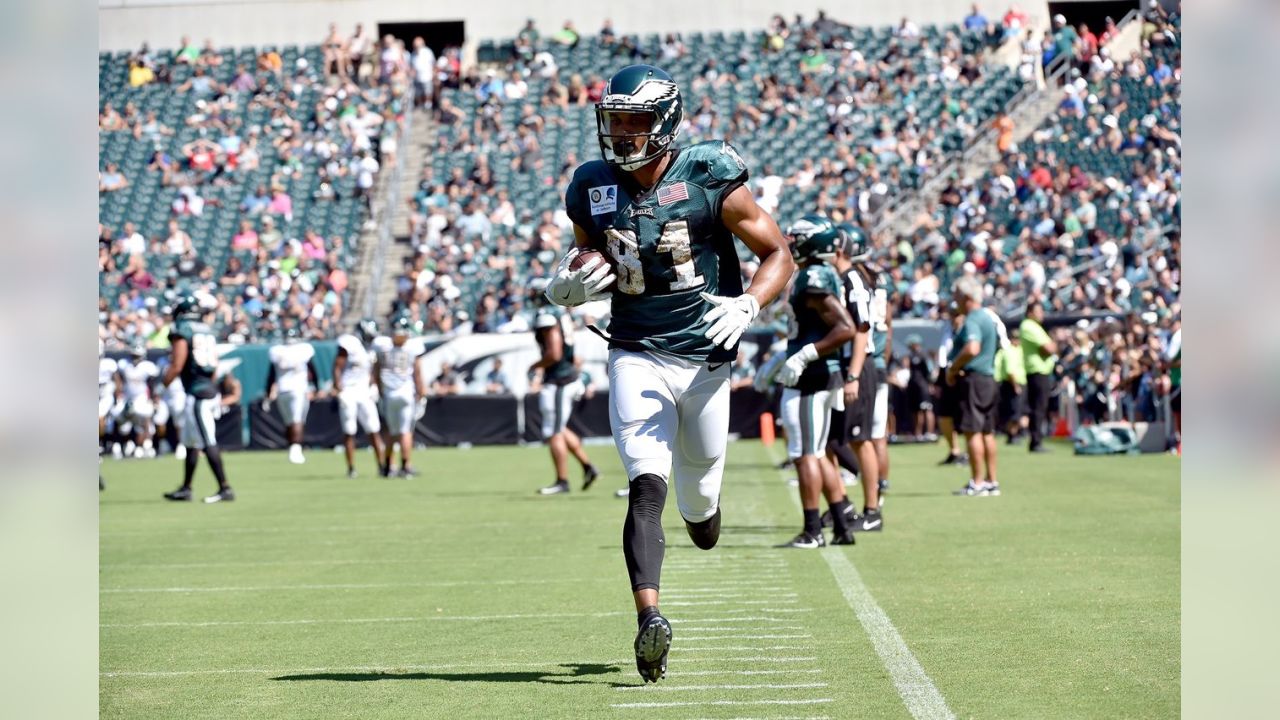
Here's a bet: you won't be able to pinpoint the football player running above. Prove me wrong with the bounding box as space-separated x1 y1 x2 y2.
266 327 318 464
529 283 600 495
373 313 427 478
546 65 795 683
333 319 386 479
776 215 857 548
162 296 234 503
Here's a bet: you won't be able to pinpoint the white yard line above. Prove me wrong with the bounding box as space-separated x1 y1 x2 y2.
677 626 805 633
610 699 835 709
767 446 956 720
672 669 822 676
102 610 633 629
102 658 635 678
675 646 808 652
613 682 828 692
100 578 592 594
663 599 798 607
676 656 818 664
679 634 812 641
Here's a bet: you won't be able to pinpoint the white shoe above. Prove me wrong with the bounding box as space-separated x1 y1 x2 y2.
175 445 187 460
111 443 123 460
288 445 305 464
144 447 156 459
614 487 630 498
125 441 137 457
133 447 146 459
840 469 858 486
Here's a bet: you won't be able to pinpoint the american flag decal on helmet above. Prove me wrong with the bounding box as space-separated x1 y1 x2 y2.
656 181 689 206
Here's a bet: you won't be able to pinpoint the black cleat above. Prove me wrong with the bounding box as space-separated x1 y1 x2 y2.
398 467 420 479
203 487 235 504
938 453 969 466
379 464 393 478
830 530 857 545
1029 445 1050 454
954 481 982 496
852 509 883 532
634 612 672 683
782 531 825 549
538 480 570 495
163 487 192 502
684 508 721 550
582 465 599 491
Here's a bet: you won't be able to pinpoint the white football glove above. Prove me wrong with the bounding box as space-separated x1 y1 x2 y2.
777 343 818 387
545 247 616 307
700 292 760 349
415 396 428 420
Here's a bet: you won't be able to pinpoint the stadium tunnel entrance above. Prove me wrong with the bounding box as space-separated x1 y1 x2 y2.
378 19 465 58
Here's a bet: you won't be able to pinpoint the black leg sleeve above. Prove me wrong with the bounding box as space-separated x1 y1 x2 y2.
623 474 667 592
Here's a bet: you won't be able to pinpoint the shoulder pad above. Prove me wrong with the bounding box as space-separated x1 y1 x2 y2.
694 141 749 184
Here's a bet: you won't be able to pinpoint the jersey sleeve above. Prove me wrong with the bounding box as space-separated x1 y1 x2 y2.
564 164 594 230
698 141 749 216
797 265 835 296
1019 319 1050 348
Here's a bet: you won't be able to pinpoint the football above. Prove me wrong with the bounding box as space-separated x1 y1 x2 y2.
570 248 609 271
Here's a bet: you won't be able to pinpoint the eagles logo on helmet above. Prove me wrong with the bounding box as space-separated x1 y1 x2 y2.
786 214 840 263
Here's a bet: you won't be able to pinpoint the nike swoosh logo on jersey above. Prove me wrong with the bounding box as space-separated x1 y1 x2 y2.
707 363 726 371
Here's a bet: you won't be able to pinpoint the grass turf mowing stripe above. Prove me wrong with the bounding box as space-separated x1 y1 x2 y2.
610 698 835 708
768 444 957 720
612 682 829 691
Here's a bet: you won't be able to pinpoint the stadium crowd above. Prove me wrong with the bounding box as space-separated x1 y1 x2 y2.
99 27 410 350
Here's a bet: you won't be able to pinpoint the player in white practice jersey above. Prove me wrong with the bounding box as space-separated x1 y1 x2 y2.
266 326 318 464
373 313 427 478
99 339 120 451
116 342 161 458
333 319 386 478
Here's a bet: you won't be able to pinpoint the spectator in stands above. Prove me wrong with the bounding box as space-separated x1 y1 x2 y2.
348 23 373 80
129 58 154 87
963 4 989 33
268 184 293 222
232 219 259 251
599 19 617 46
322 23 348 80
175 36 200 64
552 21 580 48
99 163 129 193
411 37 436 108
259 215 284 254
164 220 192 256
485 359 511 395
433 362 462 395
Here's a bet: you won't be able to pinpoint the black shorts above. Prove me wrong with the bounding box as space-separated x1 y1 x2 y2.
957 373 999 434
1170 385 1181 414
907 381 933 411
998 381 1027 424
937 376 961 421
842 360 878 442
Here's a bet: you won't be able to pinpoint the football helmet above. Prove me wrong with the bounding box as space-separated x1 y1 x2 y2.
356 318 378 344
172 294 201 320
836 222 871 262
787 214 840 263
390 312 414 338
595 64 683 171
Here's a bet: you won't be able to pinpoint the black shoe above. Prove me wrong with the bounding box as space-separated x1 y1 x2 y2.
380 464 393 478
878 478 890 494
782 531 825 549
347 469 359 479
776 458 793 470
853 509 883 532
203 487 235 504
1029 445 1050 454
163 487 192 502
938 453 960 466
634 612 672 683
582 465 599 491
830 528 857 545
953 481 982 496
398 467 419 478
99 476 105 491
685 508 721 550
538 480 570 495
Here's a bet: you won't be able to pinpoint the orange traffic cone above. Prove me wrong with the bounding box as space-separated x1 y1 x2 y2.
1053 417 1070 437
760 412 776 446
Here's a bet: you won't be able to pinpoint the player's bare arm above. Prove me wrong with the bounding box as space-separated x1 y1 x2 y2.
163 337 187 387
809 293 855 357
332 349 347 394
720 185 795 308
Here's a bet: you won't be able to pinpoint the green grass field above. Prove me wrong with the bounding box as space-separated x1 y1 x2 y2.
100 440 1179 719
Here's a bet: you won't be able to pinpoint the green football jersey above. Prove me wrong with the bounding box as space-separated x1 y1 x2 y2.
169 319 219 398
534 309 578 386
565 140 749 363
787 262 843 383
